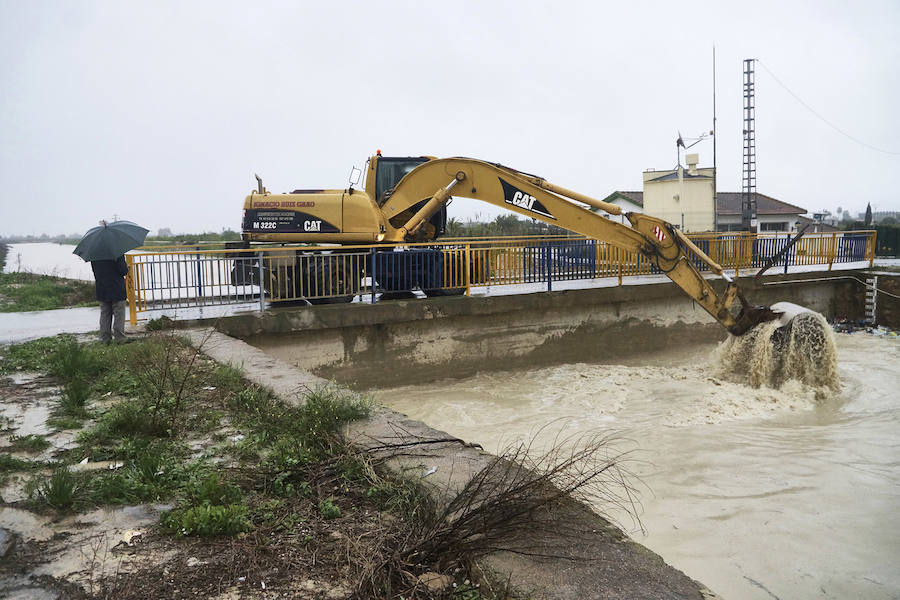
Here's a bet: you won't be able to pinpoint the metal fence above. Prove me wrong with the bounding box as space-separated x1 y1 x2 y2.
126 230 877 324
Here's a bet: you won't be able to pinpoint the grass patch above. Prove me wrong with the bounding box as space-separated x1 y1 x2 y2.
0 454 39 472
7 434 51 453
46 415 84 430
0 334 78 374
0 271 94 313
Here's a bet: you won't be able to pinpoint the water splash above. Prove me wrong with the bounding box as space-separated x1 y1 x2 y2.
717 312 840 391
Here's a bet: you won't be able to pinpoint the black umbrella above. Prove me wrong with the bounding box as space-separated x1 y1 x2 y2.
73 220 149 262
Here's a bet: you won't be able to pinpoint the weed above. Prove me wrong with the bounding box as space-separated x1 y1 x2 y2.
7 434 51 453
335 454 367 485
97 399 172 438
452 583 490 599
318 498 341 520
60 378 91 416
300 386 371 441
263 435 313 471
122 334 206 435
145 315 175 331
267 471 311 498
33 468 81 510
162 503 250 537
186 408 224 433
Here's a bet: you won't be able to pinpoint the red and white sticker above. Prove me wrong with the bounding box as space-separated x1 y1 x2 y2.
653 225 666 241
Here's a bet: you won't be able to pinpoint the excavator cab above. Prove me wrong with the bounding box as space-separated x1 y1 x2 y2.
374 156 429 204
369 155 448 239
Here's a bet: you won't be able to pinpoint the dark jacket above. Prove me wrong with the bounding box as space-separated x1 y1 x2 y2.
91 256 129 303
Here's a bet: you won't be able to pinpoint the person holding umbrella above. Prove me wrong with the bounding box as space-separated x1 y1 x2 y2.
73 220 149 343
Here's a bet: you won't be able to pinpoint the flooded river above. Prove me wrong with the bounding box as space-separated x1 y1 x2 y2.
374 333 900 600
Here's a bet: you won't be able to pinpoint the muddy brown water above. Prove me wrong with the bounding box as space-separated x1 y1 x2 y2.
370 332 900 600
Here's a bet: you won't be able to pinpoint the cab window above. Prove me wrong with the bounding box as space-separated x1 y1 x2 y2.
376 157 428 203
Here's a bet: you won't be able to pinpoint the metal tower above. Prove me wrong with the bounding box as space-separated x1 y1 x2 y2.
741 58 757 231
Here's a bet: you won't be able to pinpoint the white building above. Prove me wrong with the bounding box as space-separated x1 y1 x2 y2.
600 153 807 232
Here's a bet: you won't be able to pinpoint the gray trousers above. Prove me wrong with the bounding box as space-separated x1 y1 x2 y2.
99 300 127 342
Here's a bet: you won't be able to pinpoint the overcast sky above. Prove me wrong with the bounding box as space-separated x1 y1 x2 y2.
2 0 898 237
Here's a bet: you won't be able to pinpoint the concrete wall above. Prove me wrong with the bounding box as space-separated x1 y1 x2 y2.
217 270 865 388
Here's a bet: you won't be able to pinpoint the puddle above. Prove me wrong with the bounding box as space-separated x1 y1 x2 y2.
0 506 54 542
31 504 174 582
8 372 42 386
0 576 59 600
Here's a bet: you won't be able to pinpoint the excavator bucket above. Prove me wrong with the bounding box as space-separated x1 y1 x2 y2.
729 303 782 336
724 301 839 389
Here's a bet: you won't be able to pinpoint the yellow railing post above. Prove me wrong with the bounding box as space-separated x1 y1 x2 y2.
464 244 471 296
125 254 137 326
618 248 623 286
868 230 876 267
828 232 837 271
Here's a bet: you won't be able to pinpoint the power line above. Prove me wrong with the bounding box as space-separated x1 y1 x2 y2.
757 59 900 156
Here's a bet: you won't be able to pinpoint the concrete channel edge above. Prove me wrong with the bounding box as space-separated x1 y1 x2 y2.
183 328 720 600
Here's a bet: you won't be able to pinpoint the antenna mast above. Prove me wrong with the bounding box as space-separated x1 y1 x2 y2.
712 46 718 231
741 58 757 232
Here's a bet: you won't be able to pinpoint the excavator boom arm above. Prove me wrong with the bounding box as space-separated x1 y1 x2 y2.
381 157 774 335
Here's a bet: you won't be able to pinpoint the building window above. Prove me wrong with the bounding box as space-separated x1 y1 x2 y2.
760 222 788 232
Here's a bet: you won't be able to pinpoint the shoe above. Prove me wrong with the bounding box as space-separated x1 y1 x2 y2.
115 337 136 345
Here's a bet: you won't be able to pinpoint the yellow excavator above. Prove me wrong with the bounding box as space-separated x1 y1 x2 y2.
240 152 783 336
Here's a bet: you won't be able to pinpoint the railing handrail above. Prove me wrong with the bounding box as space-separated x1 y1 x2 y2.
134 230 879 256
